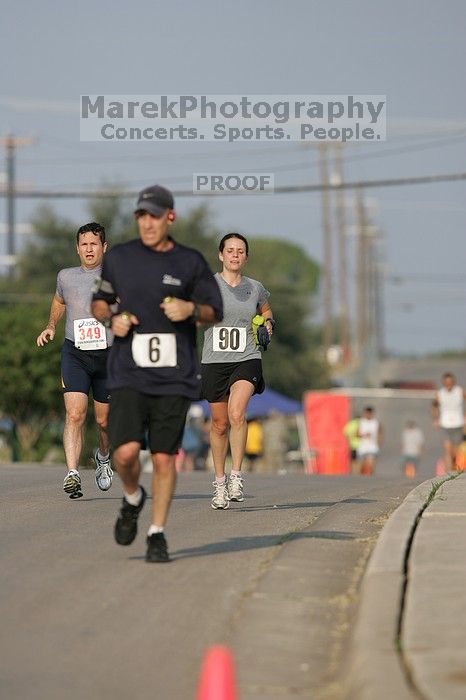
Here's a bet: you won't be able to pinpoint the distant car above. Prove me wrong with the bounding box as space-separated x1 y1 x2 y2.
381 380 437 390
330 379 345 388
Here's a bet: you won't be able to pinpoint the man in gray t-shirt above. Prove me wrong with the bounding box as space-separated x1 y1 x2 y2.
56 266 115 346
36 222 113 499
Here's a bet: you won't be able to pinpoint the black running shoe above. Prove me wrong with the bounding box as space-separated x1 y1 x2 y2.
114 486 147 546
145 532 170 563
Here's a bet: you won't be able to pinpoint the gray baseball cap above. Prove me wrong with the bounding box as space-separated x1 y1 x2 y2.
135 184 174 217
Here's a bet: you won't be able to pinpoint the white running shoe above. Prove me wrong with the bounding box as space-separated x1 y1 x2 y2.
63 470 82 498
211 480 230 510
228 473 244 502
94 449 113 491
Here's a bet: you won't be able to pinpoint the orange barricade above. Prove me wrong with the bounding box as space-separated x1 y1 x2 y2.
303 392 350 475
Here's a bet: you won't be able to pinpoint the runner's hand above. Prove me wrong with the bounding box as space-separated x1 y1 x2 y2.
112 312 139 337
160 298 194 322
256 325 270 348
37 328 55 346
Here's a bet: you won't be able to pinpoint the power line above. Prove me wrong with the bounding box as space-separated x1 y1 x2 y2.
2 170 465 199
388 273 466 282
19 129 466 170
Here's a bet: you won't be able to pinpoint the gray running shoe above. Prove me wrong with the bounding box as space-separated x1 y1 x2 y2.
211 480 230 510
63 470 82 499
228 473 244 502
94 449 113 491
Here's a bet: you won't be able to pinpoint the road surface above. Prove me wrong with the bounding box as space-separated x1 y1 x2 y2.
0 465 417 699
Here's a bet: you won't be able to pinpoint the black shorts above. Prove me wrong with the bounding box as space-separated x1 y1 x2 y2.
108 388 190 454
201 359 264 403
61 339 109 403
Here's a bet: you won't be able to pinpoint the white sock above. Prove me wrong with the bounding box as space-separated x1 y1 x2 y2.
148 524 164 535
97 450 109 460
231 470 242 477
124 487 142 506
216 476 226 485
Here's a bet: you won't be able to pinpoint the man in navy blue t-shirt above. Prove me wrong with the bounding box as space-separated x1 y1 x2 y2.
92 184 222 563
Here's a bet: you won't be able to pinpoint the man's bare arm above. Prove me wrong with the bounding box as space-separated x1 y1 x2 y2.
36 294 65 346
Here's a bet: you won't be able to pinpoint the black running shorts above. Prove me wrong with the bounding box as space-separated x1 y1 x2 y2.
108 388 190 454
201 359 264 403
61 339 110 403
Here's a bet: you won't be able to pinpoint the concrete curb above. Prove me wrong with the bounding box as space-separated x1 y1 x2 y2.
402 474 466 700
344 477 442 700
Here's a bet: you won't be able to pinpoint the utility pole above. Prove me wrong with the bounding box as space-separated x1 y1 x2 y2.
319 144 333 355
355 188 369 358
0 135 36 276
370 228 385 359
356 195 385 363
367 228 375 349
333 145 350 361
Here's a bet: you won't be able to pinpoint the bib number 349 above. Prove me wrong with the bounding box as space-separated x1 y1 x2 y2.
132 333 177 367
74 318 107 350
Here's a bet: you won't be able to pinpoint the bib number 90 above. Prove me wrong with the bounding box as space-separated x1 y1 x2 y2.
213 326 246 353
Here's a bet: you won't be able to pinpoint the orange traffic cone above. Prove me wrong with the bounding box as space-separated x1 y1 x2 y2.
197 646 237 700
404 462 416 479
436 458 446 476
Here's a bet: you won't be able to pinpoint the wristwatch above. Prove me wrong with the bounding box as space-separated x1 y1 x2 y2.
102 316 113 329
191 303 201 321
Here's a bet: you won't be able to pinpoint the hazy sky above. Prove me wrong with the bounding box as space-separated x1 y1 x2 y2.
1 0 465 355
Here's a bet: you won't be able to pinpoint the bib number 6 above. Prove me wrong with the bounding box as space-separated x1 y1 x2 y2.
132 333 177 367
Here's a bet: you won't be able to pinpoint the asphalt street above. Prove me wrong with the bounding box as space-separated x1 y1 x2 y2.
0 466 416 700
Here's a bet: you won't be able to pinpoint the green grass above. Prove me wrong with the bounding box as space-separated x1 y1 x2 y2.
425 473 460 507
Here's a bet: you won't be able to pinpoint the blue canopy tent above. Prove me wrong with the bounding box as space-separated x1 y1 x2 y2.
194 387 301 419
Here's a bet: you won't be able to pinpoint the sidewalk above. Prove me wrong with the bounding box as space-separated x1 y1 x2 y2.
347 473 466 700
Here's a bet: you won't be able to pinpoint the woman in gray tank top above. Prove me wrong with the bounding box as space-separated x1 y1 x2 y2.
201 233 275 509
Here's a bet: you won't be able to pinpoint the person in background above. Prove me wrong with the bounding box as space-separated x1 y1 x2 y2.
194 416 211 471
343 414 360 475
262 411 288 473
357 406 383 476
180 404 206 472
201 233 274 509
431 372 466 472
36 222 113 499
244 418 264 471
401 420 424 478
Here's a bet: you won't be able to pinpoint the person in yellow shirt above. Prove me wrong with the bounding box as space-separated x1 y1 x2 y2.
343 415 360 475
245 419 264 471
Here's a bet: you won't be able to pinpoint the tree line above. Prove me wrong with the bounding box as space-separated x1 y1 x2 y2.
0 198 329 461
